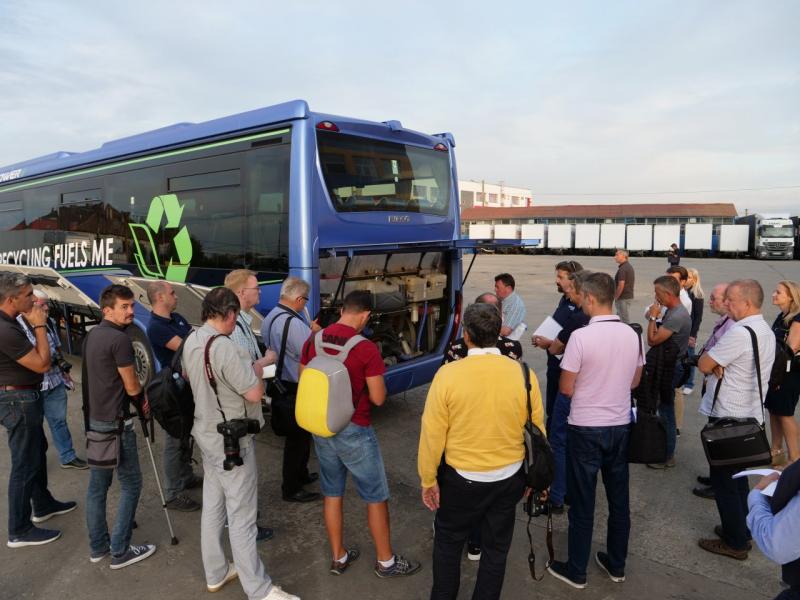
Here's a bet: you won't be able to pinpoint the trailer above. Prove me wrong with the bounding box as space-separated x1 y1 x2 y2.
493 224 520 240
469 224 493 239
520 224 545 248
684 223 713 252
574 224 600 250
719 224 750 253
626 225 652 251
735 214 795 259
547 224 574 249
653 225 681 253
600 224 626 250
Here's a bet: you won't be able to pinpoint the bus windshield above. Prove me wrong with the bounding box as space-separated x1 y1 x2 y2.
760 226 793 238
317 131 451 215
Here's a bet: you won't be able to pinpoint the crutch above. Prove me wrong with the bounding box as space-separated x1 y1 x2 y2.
139 416 179 545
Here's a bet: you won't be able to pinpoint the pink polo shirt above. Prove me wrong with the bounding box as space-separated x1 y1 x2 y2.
560 315 644 427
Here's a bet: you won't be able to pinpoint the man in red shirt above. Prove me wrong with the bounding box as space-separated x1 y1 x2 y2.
300 290 420 579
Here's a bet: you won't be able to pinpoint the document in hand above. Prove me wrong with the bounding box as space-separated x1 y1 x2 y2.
732 468 782 497
532 316 563 341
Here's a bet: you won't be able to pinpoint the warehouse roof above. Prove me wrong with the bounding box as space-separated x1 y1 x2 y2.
461 203 738 220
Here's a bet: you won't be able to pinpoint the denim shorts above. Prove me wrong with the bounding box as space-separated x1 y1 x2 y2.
313 422 390 503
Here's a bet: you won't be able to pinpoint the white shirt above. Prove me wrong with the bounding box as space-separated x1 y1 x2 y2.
679 288 692 314
699 314 775 422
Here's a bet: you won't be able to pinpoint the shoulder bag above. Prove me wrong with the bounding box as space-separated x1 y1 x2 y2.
265 312 298 437
700 326 771 470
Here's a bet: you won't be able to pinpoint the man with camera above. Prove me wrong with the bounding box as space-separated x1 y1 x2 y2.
83 284 154 568
419 302 544 599
145 281 201 512
16 289 86 470
183 287 299 600
1 273 77 548
697 279 775 560
261 277 321 503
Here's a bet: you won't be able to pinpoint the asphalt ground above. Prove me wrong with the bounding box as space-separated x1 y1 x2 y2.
2 254 800 600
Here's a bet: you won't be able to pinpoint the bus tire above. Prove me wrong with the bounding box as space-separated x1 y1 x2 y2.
128 326 155 388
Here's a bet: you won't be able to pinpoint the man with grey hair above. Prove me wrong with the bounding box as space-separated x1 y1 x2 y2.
0 273 76 548
261 277 321 503
697 279 775 560
613 249 634 324
16 289 86 470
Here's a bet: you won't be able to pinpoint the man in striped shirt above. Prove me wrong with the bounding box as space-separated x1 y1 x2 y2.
494 273 526 340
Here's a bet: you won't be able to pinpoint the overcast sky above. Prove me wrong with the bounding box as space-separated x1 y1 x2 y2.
1 0 798 214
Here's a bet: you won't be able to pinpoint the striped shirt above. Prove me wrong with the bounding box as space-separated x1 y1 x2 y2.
699 314 775 422
17 316 65 391
502 291 526 331
229 311 261 362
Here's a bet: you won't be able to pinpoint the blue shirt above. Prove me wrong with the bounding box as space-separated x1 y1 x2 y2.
547 295 578 370
747 489 800 565
261 304 312 383
146 312 192 368
502 291 526 331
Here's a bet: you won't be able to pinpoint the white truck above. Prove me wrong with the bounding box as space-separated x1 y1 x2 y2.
735 214 795 259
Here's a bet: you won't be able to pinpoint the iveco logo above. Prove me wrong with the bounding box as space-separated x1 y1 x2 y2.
388 215 411 223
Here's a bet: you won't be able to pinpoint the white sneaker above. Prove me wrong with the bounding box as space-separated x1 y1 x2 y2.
682 386 693 395
207 562 238 592
262 585 300 600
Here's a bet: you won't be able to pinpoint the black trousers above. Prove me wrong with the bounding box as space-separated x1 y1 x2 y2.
432 463 525 600
279 383 311 496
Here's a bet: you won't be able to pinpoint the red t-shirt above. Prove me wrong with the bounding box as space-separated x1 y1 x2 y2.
300 323 385 427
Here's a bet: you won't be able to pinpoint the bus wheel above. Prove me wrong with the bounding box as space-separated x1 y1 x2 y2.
129 326 155 388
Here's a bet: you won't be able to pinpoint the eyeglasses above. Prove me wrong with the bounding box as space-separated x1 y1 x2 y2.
242 287 261 292
299 296 309 302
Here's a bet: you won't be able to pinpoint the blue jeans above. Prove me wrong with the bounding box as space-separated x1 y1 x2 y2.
0 390 56 538
566 424 631 581
659 362 685 460
163 431 194 501
42 383 76 464
85 422 142 556
684 347 696 390
548 392 571 506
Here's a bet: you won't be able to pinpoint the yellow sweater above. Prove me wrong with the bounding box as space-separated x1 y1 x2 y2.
418 354 545 488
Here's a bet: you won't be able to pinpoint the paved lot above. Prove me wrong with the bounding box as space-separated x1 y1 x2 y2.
2 254 800 600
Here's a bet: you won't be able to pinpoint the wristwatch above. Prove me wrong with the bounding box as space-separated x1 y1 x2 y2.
648 315 658 322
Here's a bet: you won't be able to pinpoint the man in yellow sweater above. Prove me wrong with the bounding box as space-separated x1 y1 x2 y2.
418 303 545 600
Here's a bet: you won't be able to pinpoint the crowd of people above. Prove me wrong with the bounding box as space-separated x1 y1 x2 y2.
1 251 800 599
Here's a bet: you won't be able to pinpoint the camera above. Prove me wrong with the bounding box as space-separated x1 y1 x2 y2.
682 354 699 368
51 349 72 373
524 491 548 518
216 418 261 470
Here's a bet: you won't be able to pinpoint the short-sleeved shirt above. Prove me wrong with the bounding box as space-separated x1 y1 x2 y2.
17 316 65 391
547 295 579 369
615 261 635 300
184 323 263 467
560 315 644 427
661 304 692 357
146 311 192 367
501 291 526 331
229 311 261 362
83 320 135 422
443 335 522 364
557 307 590 345
0 309 42 387
300 323 385 427
700 314 775 421
261 304 312 383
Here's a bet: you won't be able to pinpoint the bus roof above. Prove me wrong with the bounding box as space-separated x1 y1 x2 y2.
0 100 455 186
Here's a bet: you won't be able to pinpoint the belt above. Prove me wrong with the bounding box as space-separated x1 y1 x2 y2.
0 384 39 391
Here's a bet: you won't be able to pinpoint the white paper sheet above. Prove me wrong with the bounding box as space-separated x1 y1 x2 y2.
532 316 563 341
732 468 781 497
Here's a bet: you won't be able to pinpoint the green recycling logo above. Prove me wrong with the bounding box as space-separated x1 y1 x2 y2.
129 194 193 282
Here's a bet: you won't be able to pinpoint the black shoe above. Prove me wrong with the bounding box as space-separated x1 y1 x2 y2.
7 527 61 548
547 560 586 589
165 494 201 512
697 475 712 486
692 486 715 499
595 551 625 582
257 526 274 542
303 472 319 485
32 500 78 523
676 428 681 438
283 489 322 503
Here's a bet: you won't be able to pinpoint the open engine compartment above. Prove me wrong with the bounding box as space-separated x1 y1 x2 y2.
318 251 452 366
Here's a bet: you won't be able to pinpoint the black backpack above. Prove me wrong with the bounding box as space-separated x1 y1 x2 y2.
146 337 194 439
520 361 554 493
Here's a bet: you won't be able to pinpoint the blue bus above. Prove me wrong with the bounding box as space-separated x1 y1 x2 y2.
0 100 467 392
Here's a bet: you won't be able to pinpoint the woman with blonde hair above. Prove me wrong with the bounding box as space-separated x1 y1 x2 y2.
765 280 800 465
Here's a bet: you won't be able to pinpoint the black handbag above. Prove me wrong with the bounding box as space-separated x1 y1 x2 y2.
626 324 668 464
700 326 771 470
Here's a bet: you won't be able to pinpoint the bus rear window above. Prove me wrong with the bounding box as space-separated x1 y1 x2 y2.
317 131 451 215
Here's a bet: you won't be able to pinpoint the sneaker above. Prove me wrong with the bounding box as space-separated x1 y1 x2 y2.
330 548 360 575
698 538 748 560
61 457 89 470
184 474 204 490
547 560 586 589
32 500 78 523
682 386 694 395
374 554 422 578
595 551 625 582
261 585 300 600
165 494 201 512
467 543 481 561
7 527 61 548
109 544 156 569
646 457 676 469
207 562 238 592
257 526 274 542
90 549 110 563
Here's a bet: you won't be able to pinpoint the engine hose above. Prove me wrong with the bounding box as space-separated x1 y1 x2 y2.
416 302 428 351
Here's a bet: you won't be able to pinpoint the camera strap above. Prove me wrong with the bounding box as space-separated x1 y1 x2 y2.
709 326 765 423
203 333 228 422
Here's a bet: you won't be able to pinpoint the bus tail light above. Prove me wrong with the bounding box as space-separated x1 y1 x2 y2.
316 121 339 132
449 290 463 345
433 143 448 152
